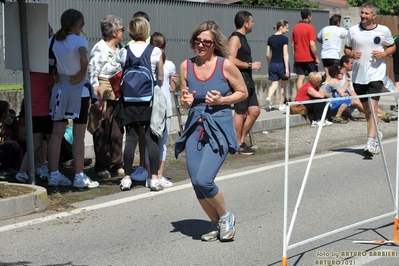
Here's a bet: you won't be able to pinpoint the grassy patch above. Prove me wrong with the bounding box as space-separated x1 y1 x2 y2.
0 84 23 90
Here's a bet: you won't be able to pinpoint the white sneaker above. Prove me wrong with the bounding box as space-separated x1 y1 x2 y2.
278 105 286 112
265 98 272 111
311 121 324 127
324 120 333 126
15 172 29 183
35 166 49 180
131 166 148 181
73 174 99 189
364 144 376 157
119 178 132 191
377 131 383 141
48 173 72 187
149 178 163 191
159 176 173 188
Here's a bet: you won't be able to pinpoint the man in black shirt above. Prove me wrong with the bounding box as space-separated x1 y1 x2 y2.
228 11 262 155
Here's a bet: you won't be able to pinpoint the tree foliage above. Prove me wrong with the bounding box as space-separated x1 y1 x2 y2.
346 0 399 15
241 0 319 9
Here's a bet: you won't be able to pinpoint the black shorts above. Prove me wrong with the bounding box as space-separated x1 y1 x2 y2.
234 73 259 110
394 73 399 82
322 58 340 68
293 61 318 75
32 115 53 134
353 81 383 102
234 88 259 110
234 86 259 111
56 97 90 124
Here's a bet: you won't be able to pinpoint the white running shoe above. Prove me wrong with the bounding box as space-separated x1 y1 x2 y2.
159 176 173 188
324 120 333 126
265 98 272 112
48 173 72 187
119 178 132 191
311 121 324 127
149 178 163 191
73 174 99 189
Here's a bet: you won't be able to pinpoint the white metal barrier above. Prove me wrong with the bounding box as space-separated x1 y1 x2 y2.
281 91 399 266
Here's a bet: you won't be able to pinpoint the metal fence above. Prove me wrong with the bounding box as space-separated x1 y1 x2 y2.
0 0 328 84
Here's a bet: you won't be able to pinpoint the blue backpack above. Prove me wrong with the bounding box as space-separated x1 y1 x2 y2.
121 44 155 103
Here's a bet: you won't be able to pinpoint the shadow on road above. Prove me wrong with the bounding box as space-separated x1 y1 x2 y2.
170 219 212 240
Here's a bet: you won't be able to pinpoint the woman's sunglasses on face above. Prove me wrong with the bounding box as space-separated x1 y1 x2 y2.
194 37 213 48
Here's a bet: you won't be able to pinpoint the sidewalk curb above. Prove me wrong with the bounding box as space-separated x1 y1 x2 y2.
0 182 49 220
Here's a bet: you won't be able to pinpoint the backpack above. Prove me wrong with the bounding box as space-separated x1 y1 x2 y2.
120 44 155 103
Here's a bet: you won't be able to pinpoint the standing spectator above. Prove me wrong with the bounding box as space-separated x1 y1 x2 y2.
126 11 151 181
87 15 125 179
291 8 319 90
317 14 348 82
115 17 164 191
294 72 332 127
47 9 99 188
228 10 261 155
265 19 290 112
175 21 247 241
144 32 178 188
344 2 396 157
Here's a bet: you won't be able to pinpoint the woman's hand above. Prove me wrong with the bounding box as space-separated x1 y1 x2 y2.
171 74 178 84
70 71 86 85
205 90 223 106
181 87 196 109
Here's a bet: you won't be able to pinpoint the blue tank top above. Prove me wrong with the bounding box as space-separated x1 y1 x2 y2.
186 56 231 104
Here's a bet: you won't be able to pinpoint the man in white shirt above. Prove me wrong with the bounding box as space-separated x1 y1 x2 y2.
317 14 348 82
344 2 396 157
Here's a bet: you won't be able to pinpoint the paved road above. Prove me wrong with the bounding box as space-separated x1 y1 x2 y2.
1 136 399 265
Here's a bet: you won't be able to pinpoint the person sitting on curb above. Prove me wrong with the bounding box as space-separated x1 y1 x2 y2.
294 72 333 127
321 64 350 124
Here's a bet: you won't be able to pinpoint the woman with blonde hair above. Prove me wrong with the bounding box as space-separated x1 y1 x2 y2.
175 21 247 242
294 72 332 127
265 19 290 112
116 17 164 191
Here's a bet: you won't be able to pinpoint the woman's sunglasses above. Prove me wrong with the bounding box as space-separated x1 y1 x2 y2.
194 37 214 48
